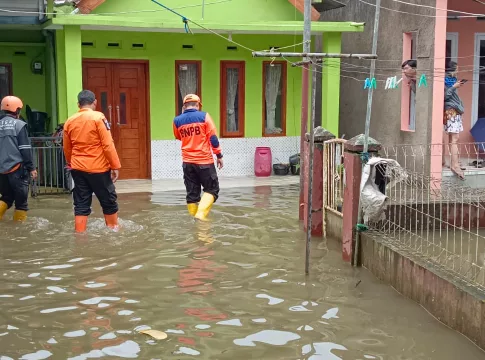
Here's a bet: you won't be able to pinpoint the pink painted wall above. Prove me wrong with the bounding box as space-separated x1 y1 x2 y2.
431 0 448 180
447 0 485 144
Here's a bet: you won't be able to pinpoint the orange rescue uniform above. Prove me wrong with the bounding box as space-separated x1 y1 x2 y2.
172 109 222 164
63 108 121 173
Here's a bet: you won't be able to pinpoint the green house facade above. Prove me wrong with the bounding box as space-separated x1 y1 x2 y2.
0 0 363 179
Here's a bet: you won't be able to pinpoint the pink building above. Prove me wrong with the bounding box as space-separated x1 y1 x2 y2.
323 0 485 185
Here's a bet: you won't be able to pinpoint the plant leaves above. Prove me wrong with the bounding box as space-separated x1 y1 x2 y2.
139 329 168 340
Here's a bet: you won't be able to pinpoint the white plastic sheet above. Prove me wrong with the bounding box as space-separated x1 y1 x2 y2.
360 157 407 223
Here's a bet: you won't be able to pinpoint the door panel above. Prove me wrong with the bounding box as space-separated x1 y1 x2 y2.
82 61 149 180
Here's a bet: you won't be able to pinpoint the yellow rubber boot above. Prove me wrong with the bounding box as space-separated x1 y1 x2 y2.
194 193 215 221
13 210 27 222
0 201 8 220
187 203 198 216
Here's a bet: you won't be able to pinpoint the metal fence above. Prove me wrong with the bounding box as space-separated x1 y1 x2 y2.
323 139 346 236
30 137 72 197
367 143 485 291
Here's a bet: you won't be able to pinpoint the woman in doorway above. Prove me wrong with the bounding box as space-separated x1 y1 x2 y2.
444 60 466 180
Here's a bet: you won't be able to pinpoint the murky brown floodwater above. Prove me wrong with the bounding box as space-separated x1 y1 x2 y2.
0 184 483 359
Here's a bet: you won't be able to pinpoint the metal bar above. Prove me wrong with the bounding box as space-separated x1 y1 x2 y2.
303 0 312 274
252 52 378 59
325 206 344 218
305 60 317 275
353 0 381 267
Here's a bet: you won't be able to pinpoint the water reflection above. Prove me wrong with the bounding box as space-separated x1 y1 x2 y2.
0 186 483 359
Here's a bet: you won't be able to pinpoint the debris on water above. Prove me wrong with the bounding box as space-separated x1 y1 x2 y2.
139 329 168 340
355 280 362 288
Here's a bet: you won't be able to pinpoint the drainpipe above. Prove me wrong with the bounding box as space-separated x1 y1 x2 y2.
39 0 46 22
43 30 58 131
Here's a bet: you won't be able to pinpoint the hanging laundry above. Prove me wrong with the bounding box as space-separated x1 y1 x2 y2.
364 78 377 89
418 74 428 88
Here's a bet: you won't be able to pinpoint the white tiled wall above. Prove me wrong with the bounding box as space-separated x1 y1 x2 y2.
151 136 300 179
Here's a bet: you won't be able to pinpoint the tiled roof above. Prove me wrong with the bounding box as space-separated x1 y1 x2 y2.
76 0 105 14
76 0 320 20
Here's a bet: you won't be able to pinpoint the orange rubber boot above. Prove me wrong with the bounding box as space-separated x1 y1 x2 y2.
104 213 119 231
75 216 88 233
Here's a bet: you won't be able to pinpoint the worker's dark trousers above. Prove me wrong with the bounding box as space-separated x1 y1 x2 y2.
71 170 118 216
183 163 220 204
0 165 29 211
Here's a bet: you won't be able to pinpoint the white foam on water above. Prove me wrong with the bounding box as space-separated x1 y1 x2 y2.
94 263 117 271
129 265 143 270
7 325 18 330
257 273 269 278
28 273 40 278
125 299 139 304
68 258 84 263
272 279 288 283
234 330 300 347
20 296 35 301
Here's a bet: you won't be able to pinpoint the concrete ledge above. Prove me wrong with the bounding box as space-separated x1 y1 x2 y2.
360 232 485 350
325 210 485 350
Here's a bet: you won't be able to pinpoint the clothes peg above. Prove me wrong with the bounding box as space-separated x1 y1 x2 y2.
418 74 428 88
385 76 398 89
364 78 377 89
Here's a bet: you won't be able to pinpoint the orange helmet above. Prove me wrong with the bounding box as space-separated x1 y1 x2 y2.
1 96 23 113
183 94 202 107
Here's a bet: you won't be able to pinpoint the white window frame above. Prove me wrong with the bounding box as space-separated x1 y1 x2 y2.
472 33 485 128
446 32 459 63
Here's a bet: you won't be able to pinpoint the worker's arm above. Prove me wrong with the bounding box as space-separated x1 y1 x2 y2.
173 122 181 140
96 118 121 170
63 125 72 166
16 125 34 172
205 113 222 158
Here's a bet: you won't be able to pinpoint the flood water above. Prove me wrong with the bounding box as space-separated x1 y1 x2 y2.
0 184 483 359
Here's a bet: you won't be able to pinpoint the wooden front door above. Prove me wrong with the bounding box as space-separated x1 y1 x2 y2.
82 61 150 180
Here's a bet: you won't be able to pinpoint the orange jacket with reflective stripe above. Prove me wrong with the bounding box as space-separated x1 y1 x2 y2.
173 109 222 164
63 108 121 173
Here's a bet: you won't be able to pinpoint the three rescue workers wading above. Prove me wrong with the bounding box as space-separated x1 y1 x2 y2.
63 90 122 233
173 94 223 221
0 96 38 222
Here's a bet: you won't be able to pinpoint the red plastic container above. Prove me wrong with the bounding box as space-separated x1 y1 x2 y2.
254 147 272 177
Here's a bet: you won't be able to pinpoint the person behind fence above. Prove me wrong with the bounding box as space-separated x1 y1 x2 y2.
63 90 122 233
0 96 38 222
173 94 223 221
444 60 466 181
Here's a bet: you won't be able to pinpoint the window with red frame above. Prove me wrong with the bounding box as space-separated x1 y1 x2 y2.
175 60 201 116
220 61 245 137
263 61 287 136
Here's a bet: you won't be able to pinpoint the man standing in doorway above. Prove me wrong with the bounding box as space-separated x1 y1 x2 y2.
173 94 223 221
63 90 122 233
0 96 37 222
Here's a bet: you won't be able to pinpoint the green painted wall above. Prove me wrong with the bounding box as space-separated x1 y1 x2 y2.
81 31 309 140
0 44 47 119
93 0 304 22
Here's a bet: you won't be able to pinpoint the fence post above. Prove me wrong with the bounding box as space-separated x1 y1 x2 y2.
342 134 381 263
302 129 335 236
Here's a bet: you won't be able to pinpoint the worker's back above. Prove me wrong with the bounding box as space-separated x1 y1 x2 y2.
63 108 120 173
173 109 218 164
0 114 26 173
